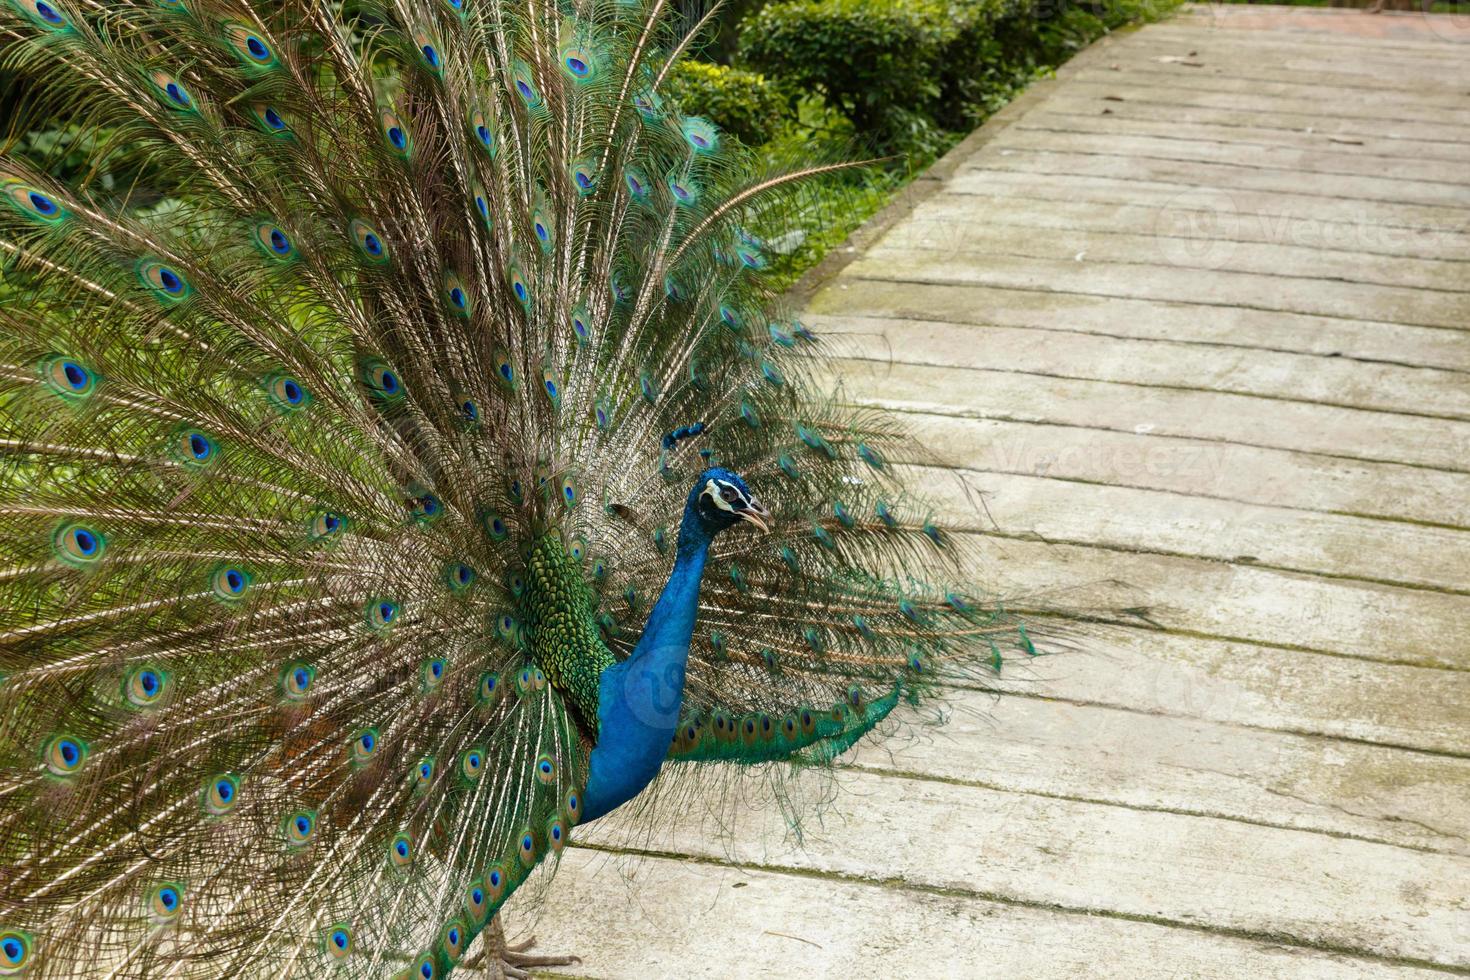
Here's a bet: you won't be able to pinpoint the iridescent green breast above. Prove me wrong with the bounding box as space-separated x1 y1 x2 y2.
522 534 616 734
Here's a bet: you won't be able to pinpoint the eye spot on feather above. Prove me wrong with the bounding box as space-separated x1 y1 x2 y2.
441 271 471 316
381 111 412 157
169 428 218 468
511 61 542 110
138 259 192 302
421 657 448 692
151 72 194 109
623 168 649 200
560 45 595 80
16 0 68 29
476 672 501 707
308 510 346 545
186 431 213 461
534 754 556 785
40 355 95 399
459 747 484 782
202 773 239 816
124 665 167 709
389 832 414 868
211 566 252 602
364 600 399 631
633 88 662 121
506 265 531 309
42 734 86 777
349 728 379 766
415 33 444 74
414 757 436 792
471 184 493 228
679 116 720 154
667 175 700 206
52 522 104 567
498 615 522 650
280 662 315 700
0 930 32 974
518 829 537 866
780 546 799 572
225 24 277 69
349 219 388 264
482 511 509 541
465 880 488 922
469 107 494 153
410 493 443 526
441 918 467 961
5 179 68 224
148 882 183 924
610 271 631 304
532 207 553 248
485 865 506 899
252 104 290 134
324 924 353 959
570 159 597 196
283 809 316 847
415 953 436 979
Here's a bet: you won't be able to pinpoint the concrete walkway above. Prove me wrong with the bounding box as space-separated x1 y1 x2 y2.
510 7 1470 976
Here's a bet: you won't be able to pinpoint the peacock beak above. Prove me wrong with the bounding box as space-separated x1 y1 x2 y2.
737 498 772 533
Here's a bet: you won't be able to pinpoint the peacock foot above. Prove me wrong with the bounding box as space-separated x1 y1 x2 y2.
468 915 583 980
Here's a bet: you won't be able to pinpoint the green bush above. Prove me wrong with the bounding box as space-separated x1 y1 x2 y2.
740 0 959 140
934 0 1046 129
740 0 1176 147
663 61 788 148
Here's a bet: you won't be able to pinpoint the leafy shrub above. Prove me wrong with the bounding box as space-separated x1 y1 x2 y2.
740 0 959 141
663 61 788 147
934 0 1047 129
740 0 1177 146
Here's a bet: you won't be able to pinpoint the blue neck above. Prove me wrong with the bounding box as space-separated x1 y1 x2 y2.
581 508 712 822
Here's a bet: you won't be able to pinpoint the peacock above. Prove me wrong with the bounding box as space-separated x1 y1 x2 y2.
0 0 1043 975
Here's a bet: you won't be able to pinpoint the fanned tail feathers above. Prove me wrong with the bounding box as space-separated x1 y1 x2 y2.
0 0 1041 974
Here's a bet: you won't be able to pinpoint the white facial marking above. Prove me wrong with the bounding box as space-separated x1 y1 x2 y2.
700 478 743 513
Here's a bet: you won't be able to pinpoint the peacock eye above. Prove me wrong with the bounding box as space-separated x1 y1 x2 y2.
721 486 739 503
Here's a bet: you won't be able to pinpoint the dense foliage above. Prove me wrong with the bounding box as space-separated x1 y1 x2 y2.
742 0 1174 150
663 60 788 146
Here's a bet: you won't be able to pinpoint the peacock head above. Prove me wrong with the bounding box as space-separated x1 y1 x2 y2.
689 468 771 536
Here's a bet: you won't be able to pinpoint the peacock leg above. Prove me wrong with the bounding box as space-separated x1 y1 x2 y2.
467 915 583 979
